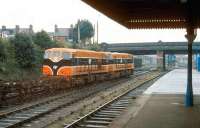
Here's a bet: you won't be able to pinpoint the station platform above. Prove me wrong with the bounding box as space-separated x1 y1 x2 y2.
145 69 200 95
110 69 200 128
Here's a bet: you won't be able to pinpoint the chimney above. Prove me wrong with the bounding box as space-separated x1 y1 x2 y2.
29 24 33 33
16 25 20 33
2 26 6 30
55 24 58 32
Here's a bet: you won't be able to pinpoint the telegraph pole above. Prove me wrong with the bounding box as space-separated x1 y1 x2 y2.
77 19 80 44
93 24 95 44
97 19 99 44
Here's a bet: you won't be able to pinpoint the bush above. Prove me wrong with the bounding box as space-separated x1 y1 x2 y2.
11 33 36 68
33 31 56 49
55 41 73 48
34 44 44 68
86 43 101 51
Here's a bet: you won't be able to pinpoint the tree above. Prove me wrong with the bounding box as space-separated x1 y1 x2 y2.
86 43 101 51
0 38 7 62
11 33 36 68
55 41 73 48
73 20 94 45
33 30 56 49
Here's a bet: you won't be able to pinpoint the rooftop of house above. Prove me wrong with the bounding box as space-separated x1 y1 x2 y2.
54 25 73 37
0 25 33 35
0 28 15 34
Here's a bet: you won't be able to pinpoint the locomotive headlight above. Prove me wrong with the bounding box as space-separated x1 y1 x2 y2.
53 65 58 70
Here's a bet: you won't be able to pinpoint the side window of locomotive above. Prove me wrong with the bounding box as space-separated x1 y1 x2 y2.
63 52 70 60
106 54 112 64
88 58 92 65
120 59 123 64
102 59 107 65
128 59 133 63
113 59 116 64
124 59 128 64
91 59 97 65
109 59 114 64
123 59 125 64
116 59 119 64
106 59 113 64
72 58 78 66
79 58 89 65
127 59 130 63
97 59 102 65
76 58 80 65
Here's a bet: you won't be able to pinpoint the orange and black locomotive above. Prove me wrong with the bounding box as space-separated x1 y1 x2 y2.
42 48 134 84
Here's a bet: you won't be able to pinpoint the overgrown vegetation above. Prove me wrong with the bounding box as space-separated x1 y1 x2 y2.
0 32 57 80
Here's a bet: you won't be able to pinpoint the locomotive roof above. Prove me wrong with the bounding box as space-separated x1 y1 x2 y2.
46 48 107 58
46 48 133 59
46 48 83 53
111 52 133 59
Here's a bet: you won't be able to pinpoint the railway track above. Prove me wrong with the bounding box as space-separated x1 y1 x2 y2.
64 71 163 128
0 70 157 128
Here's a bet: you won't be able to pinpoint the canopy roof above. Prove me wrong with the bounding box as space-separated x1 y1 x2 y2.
82 0 200 29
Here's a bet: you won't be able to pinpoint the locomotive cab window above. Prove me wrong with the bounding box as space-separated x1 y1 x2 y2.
44 51 61 59
63 52 71 60
44 51 71 59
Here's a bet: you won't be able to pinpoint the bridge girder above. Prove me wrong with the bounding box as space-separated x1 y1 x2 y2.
105 42 200 55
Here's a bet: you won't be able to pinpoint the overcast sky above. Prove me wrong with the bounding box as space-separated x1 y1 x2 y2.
0 0 199 43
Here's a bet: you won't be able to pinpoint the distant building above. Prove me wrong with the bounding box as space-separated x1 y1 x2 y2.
0 25 34 38
47 32 54 40
0 26 15 38
16 25 34 34
53 25 73 42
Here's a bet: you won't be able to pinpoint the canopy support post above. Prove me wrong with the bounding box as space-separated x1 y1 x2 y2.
185 28 196 107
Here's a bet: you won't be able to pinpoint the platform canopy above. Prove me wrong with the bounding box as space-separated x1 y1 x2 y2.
82 0 200 29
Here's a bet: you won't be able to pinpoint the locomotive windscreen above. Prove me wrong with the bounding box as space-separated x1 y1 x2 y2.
44 50 72 62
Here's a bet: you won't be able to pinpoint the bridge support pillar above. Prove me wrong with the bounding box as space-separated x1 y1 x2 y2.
163 52 166 71
185 28 196 107
156 51 165 71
